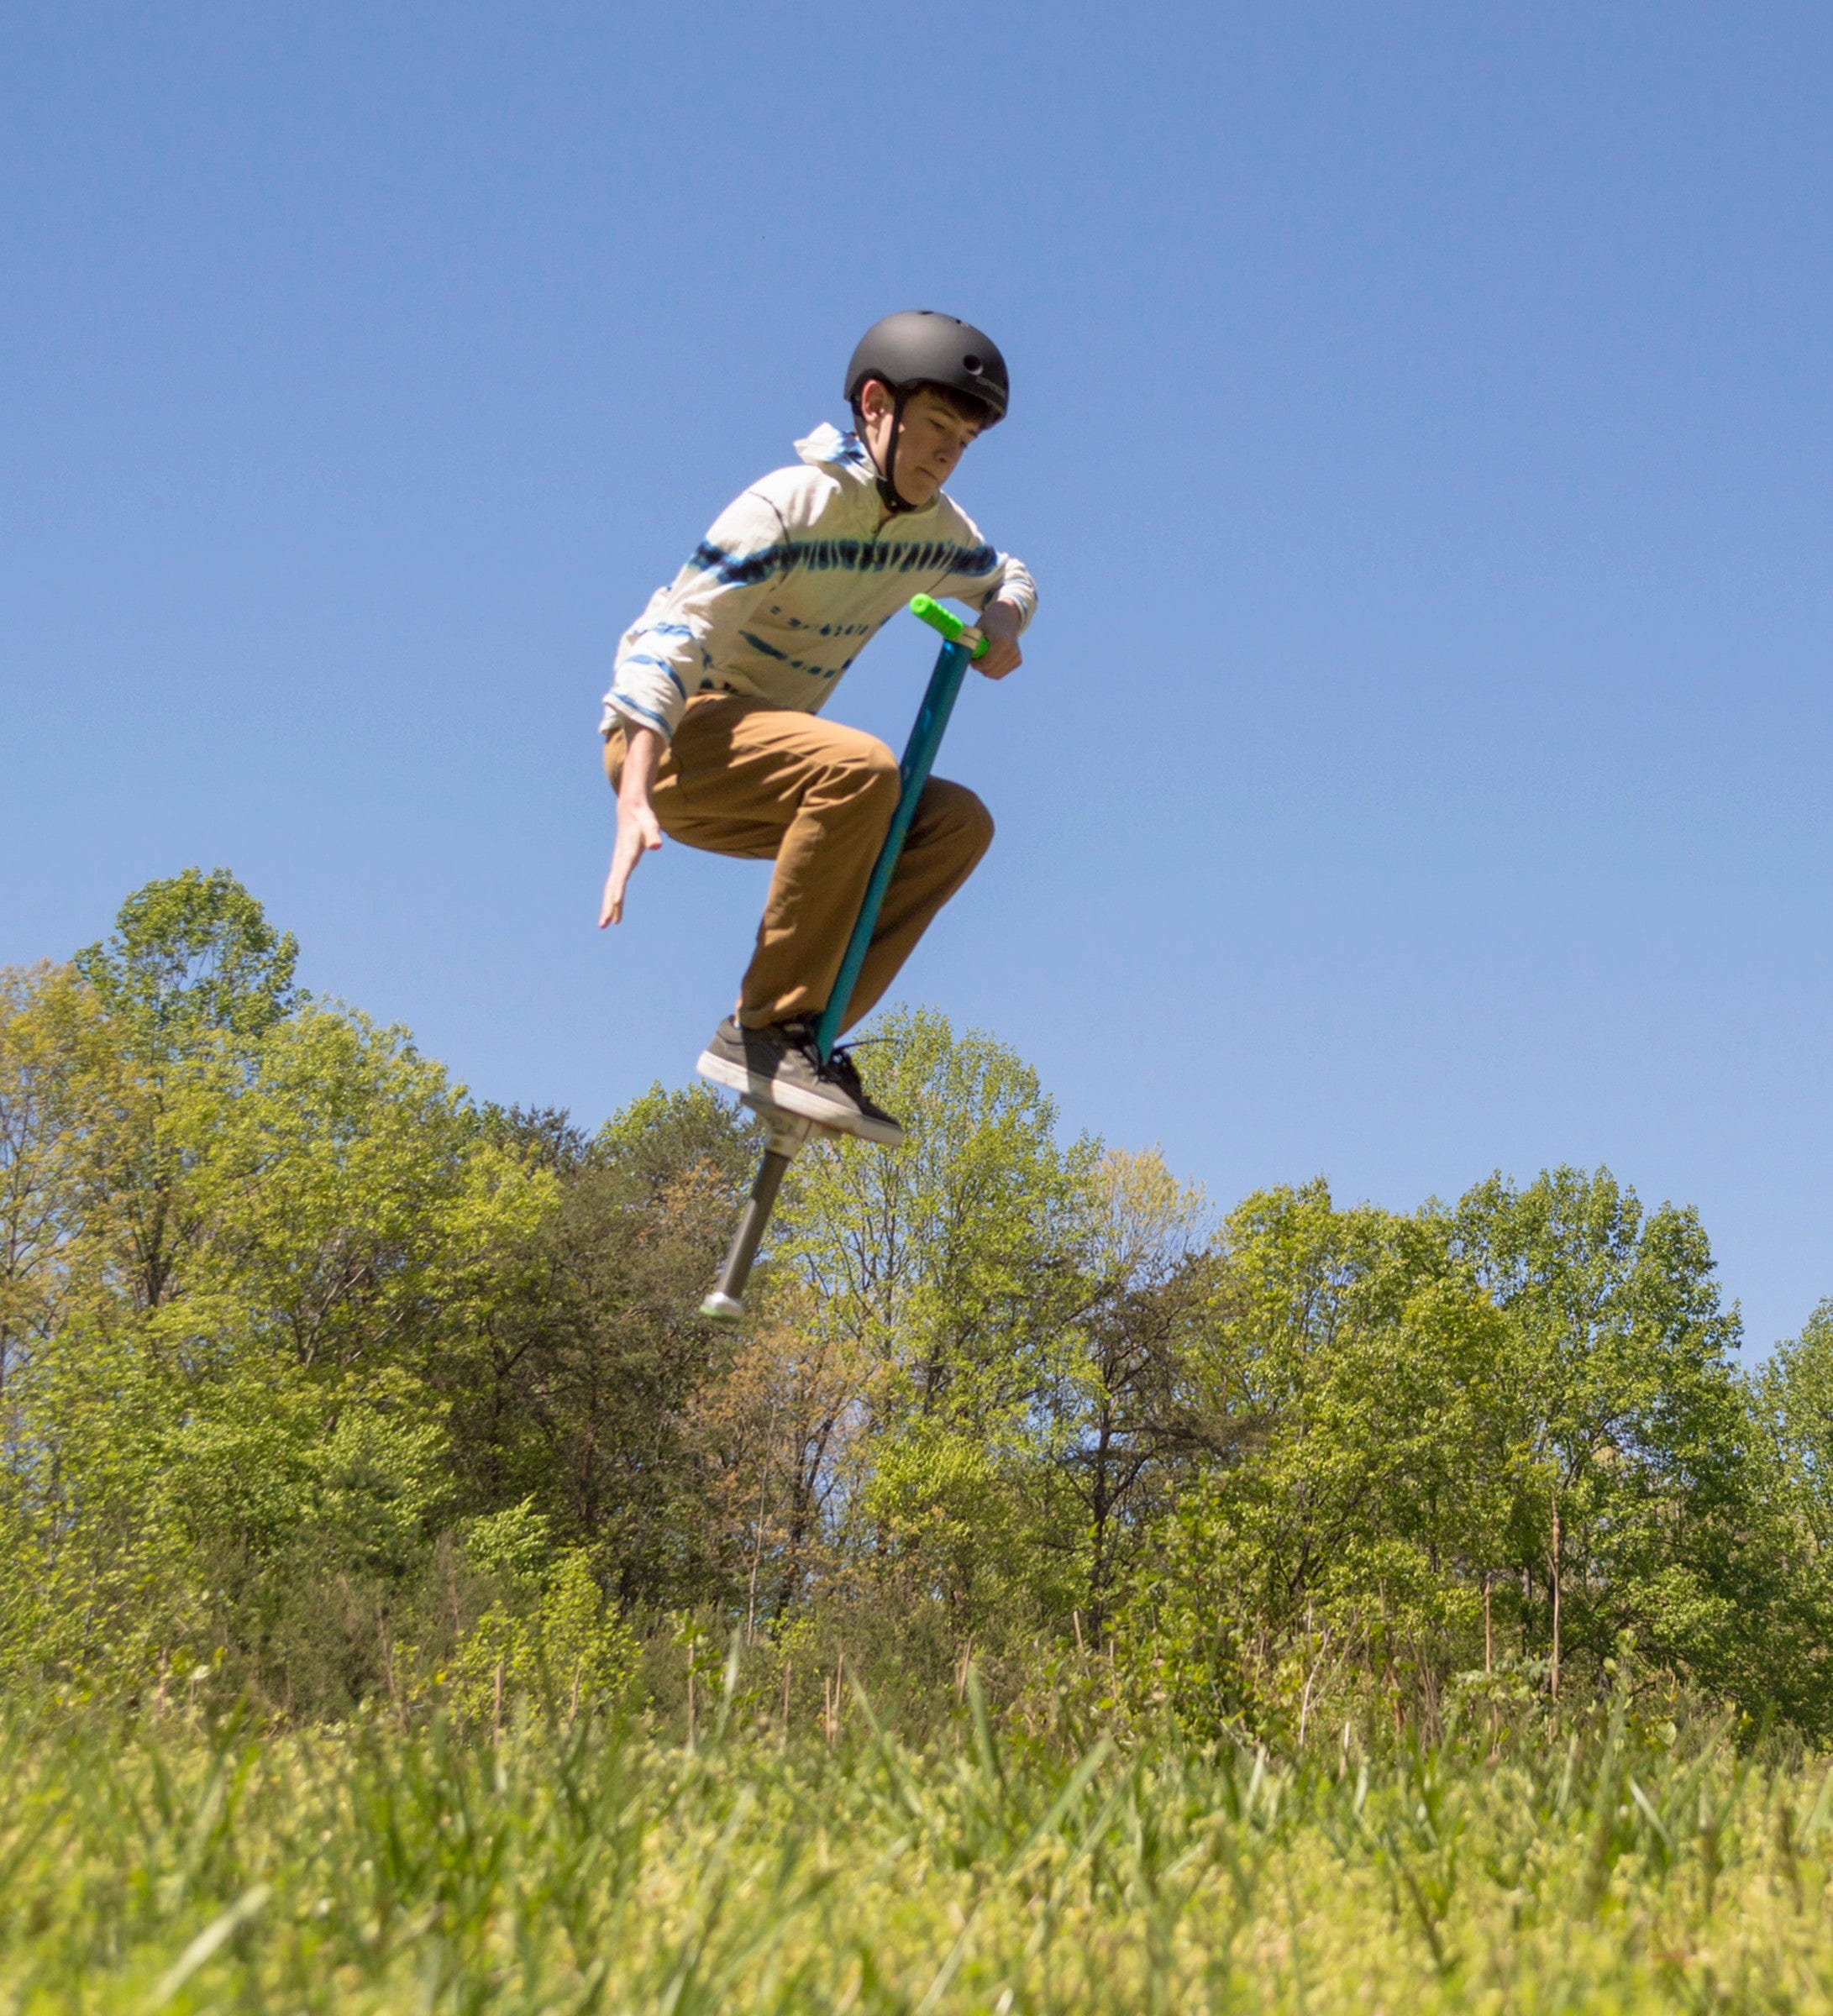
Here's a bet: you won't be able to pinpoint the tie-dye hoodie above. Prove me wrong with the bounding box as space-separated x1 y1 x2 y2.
600 423 1037 743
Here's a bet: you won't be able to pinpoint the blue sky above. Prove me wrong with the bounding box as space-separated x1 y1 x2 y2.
5 3 1830 1353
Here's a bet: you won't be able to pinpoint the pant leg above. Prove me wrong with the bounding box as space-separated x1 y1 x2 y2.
834 776 995 1032
605 699 901 1026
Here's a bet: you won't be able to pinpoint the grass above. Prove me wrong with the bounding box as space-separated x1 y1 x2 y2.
3 1662 1832 2013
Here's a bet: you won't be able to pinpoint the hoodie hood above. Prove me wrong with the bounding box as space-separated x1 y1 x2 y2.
794 422 874 475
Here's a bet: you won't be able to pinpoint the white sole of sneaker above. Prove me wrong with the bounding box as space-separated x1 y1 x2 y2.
696 1048 904 1147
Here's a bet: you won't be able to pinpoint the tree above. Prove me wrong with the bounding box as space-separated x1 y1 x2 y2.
0 963 102 1400
0 874 559 1708
74 866 297 1061
446 1084 759 1610
61 869 298 1315
1045 1147 1216 1635
1450 1167 1762 1701
775 1008 1095 1429
770 1008 1098 1638
1761 1299 1833 1541
1121 1179 1523 1736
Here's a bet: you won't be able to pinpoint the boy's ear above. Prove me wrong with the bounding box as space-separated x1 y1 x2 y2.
856 378 895 423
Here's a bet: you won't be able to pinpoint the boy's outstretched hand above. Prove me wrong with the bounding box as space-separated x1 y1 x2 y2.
599 725 664 927
960 597 1024 680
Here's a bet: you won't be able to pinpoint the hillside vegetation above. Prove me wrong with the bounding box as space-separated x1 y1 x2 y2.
5 870 1833 2008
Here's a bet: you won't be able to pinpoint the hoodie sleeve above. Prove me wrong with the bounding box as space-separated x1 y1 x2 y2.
601 488 792 742
930 501 1037 631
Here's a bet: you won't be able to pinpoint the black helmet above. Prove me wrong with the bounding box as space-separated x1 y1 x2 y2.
844 311 1009 427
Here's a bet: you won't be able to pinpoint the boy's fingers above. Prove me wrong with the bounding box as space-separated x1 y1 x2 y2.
600 857 632 927
962 624 1026 678
600 816 663 927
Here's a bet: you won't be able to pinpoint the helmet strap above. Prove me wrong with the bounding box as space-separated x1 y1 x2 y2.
857 382 918 514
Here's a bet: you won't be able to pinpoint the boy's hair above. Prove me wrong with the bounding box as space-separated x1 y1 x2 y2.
853 377 991 433
911 381 994 431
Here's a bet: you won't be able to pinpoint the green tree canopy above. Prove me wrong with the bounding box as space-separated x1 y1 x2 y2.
75 866 298 1062
5 875 1831 1740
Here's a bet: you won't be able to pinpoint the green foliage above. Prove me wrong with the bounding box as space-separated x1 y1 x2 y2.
1761 1298 1833 1538
1116 1181 1518 1739
0 883 550 1710
777 1006 1095 1428
1451 1168 1820 1715
445 1081 758 1612
1118 1170 1833 1743
444 1544 640 1725
769 1008 1096 1638
74 865 298 1058
5 873 1833 1756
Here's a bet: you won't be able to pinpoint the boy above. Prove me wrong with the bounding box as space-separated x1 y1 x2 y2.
597 312 1036 1147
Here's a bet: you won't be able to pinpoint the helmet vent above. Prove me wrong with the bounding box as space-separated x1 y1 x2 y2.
962 354 983 373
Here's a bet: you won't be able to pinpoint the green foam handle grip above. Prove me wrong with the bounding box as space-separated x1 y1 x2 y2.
910 593 989 659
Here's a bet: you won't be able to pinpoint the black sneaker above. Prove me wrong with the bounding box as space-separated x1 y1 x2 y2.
696 1017 904 1147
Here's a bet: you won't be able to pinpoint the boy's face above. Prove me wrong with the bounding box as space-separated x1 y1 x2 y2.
857 382 980 507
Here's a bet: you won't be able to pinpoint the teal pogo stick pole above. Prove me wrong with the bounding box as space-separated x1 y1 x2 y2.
813 594 982 1059
700 596 987 1322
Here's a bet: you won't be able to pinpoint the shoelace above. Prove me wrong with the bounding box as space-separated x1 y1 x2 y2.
817 1037 886 1104
780 1025 886 1104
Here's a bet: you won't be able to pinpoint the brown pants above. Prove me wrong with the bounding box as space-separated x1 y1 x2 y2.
604 696 993 1033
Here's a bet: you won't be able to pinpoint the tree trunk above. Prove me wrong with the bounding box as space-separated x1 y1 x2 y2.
1086 1406 1116 1640
1548 1488 1563 1702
